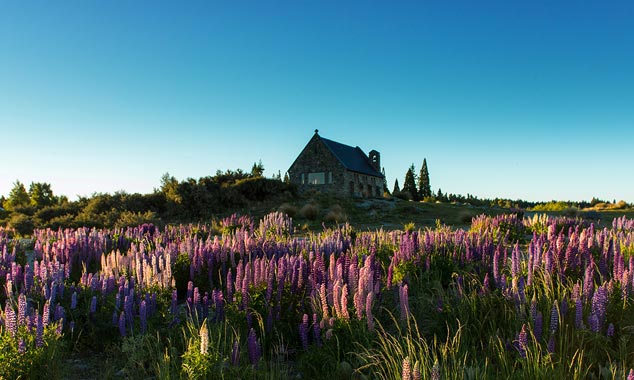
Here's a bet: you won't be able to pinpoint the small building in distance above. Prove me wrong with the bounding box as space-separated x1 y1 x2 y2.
287 130 384 197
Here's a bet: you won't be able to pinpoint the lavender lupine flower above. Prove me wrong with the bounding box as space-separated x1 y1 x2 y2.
90 296 97 314
36 314 44 348
591 286 608 328
18 293 27 326
550 301 559 334
71 292 78 310
119 311 126 336
312 313 321 347
171 289 177 315
299 314 309 350
482 273 490 294
366 292 375 332
589 313 600 333
340 284 350 320
231 339 240 366
534 312 543 342
627 369 634 380
139 300 147 334
200 323 209 355
402 357 412 380
18 338 26 353
575 297 584 329
607 323 614 337
247 328 261 366
431 359 440 380
5 305 17 337
517 324 528 358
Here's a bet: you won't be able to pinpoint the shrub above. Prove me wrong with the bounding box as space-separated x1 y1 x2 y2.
278 203 298 218
300 204 320 221
8 213 34 237
324 205 347 223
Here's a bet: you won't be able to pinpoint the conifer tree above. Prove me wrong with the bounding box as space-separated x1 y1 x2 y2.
382 168 390 195
3 181 31 211
393 179 400 194
403 165 419 201
418 158 431 199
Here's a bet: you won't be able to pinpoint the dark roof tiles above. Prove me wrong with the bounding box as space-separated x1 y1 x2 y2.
319 136 383 178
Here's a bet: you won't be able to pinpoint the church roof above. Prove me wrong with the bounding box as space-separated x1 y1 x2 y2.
318 135 383 178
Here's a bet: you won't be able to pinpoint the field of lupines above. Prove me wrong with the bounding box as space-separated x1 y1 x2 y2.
1 212 634 379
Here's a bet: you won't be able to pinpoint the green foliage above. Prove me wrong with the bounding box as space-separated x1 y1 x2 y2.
402 165 419 201
0 324 65 380
8 213 35 236
418 158 431 199
3 181 31 211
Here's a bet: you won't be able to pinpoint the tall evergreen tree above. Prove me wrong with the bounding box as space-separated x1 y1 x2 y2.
29 182 55 208
393 179 400 194
418 158 431 199
403 164 419 201
382 168 390 195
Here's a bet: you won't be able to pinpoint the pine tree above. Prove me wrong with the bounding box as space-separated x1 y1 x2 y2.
403 165 419 201
418 158 431 199
393 179 400 194
382 168 390 195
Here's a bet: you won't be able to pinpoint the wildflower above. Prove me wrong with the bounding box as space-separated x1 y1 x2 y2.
312 313 321 347
412 361 421 380
550 300 559 334
627 369 634 380
200 323 209 355
299 314 309 350
575 297 584 329
71 291 78 310
139 300 147 334
517 324 528 358
119 311 126 336
547 335 555 354
35 314 44 348
607 323 615 337
402 357 411 380
231 339 240 365
247 328 261 366
90 296 97 314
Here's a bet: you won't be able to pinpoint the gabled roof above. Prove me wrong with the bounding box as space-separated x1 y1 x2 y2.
319 136 383 178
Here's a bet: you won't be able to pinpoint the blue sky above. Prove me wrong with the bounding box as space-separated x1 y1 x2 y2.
1 1 633 202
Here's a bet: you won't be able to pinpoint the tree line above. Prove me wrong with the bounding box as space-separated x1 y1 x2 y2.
0 162 295 236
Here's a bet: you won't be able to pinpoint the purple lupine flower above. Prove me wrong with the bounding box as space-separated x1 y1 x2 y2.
591 286 608 328
366 292 375 332
90 296 97 314
36 314 44 348
299 314 309 350
247 328 261 366
17 293 27 327
139 300 147 334
529 295 538 322
43 300 50 327
517 324 528 358
231 339 240 366
547 335 555 354
312 313 321 347
18 338 26 353
627 369 634 380
402 357 412 380
71 292 78 310
607 323 614 337
589 313 600 333
170 289 177 315
112 310 118 326
550 301 559 334
119 311 126 336
575 297 584 329
5 304 17 337
340 284 350 320
482 273 490 294
534 312 543 342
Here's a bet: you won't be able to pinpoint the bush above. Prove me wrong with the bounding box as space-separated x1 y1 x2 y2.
8 213 34 236
278 203 298 218
300 204 320 221
324 204 347 223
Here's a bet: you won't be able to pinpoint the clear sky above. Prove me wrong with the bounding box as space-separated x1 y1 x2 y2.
1 1 633 202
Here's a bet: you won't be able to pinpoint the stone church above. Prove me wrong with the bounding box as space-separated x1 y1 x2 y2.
287 130 384 197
